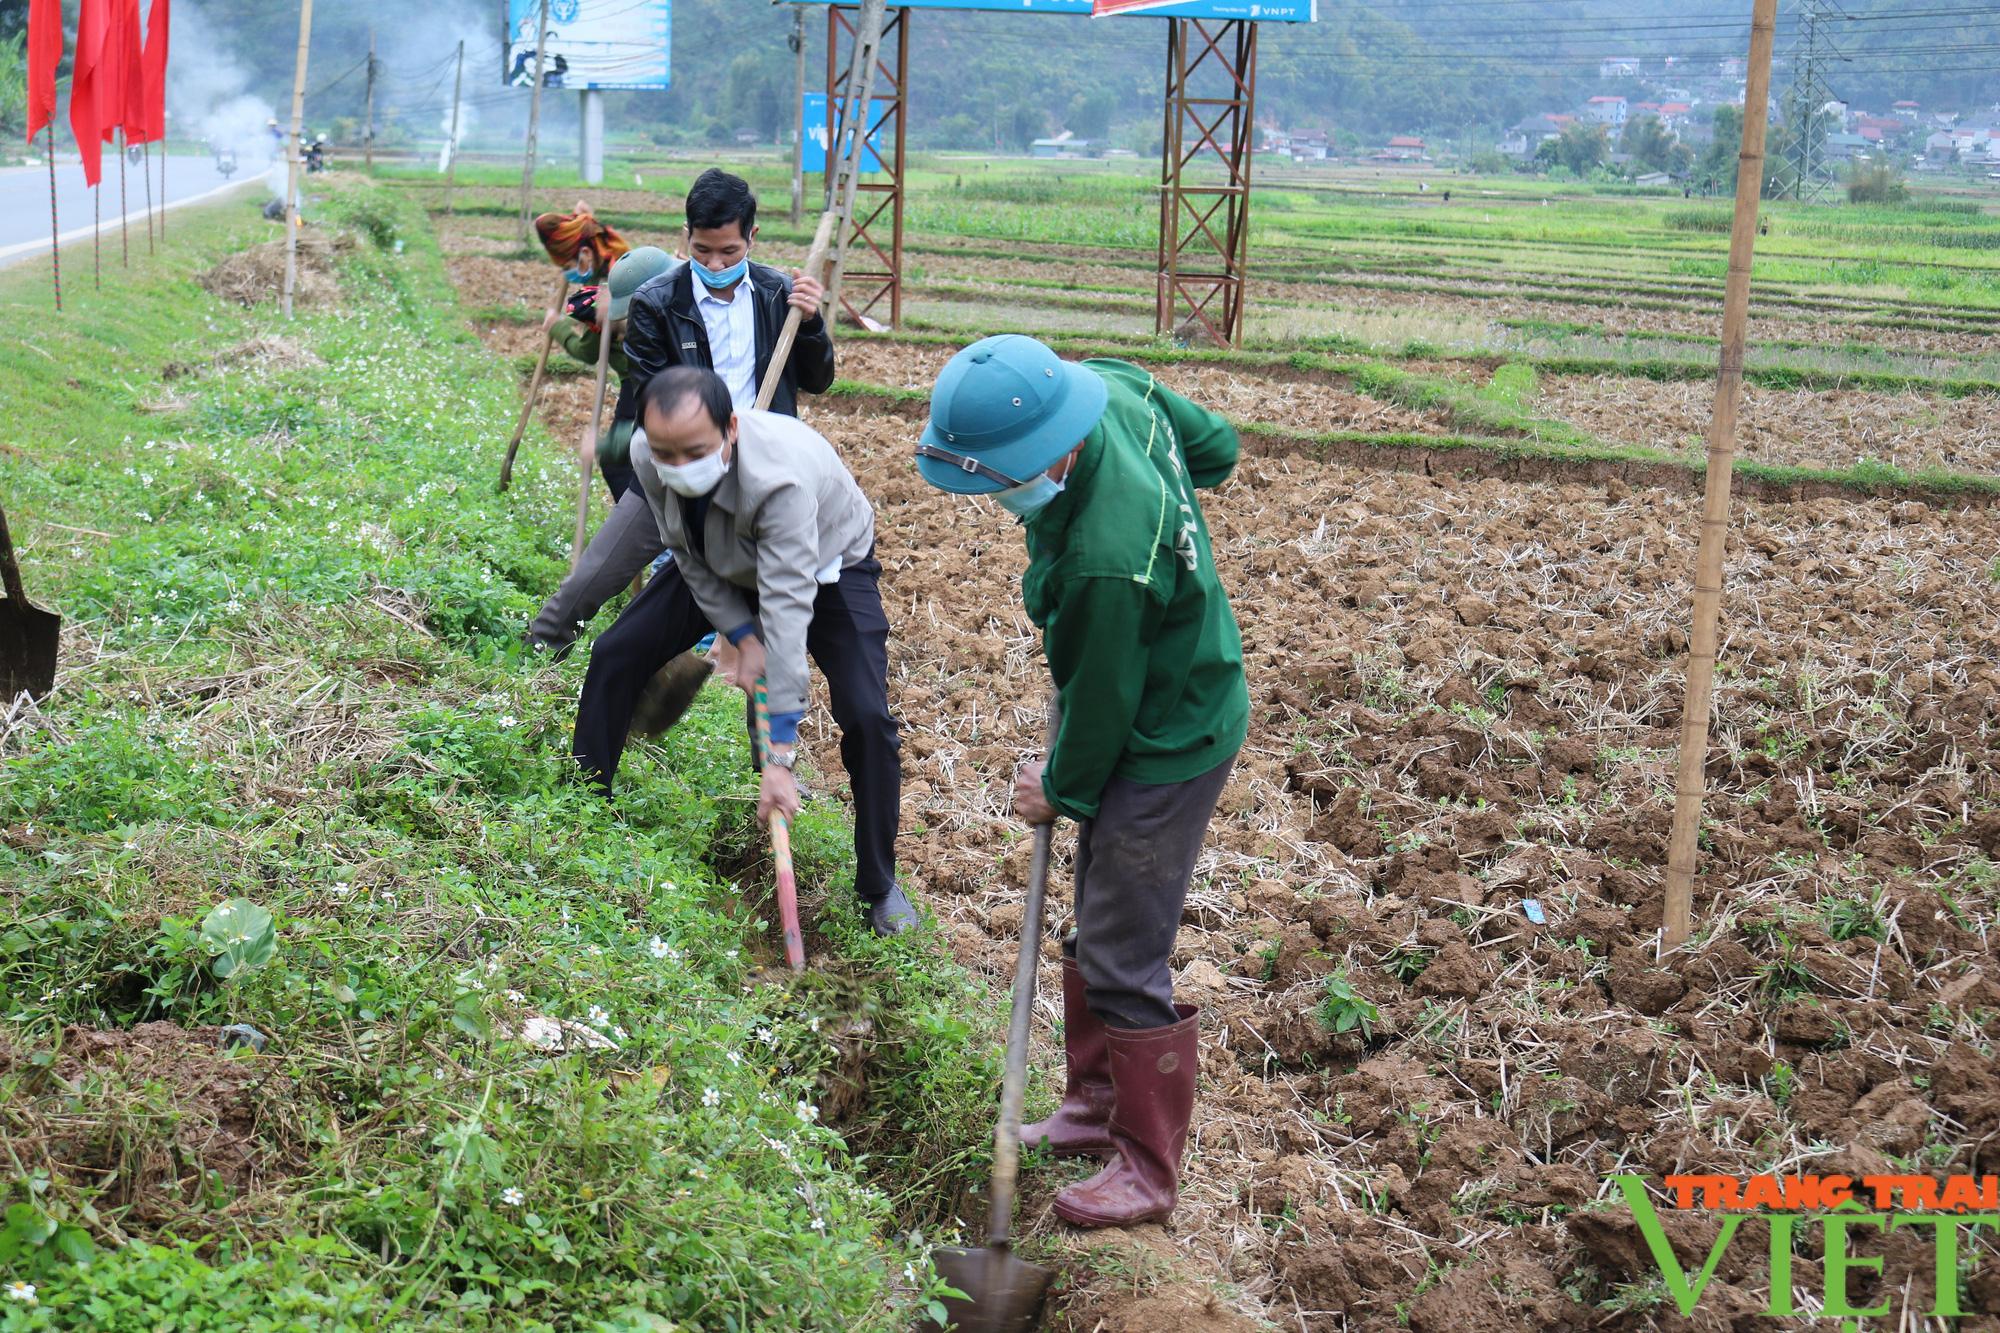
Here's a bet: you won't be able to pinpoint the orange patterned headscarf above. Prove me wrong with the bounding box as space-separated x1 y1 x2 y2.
534 203 630 280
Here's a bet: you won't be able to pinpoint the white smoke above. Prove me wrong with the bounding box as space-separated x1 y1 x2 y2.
165 1 282 182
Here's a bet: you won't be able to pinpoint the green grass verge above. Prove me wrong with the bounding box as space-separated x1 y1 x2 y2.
0 180 991 1332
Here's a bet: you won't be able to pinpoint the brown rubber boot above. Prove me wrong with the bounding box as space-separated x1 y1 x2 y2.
1052 1004 1198 1229
1020 959 1115 1158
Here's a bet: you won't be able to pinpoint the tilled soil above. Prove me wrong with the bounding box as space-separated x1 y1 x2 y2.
1533 374 2000 476
448 233 2000 1330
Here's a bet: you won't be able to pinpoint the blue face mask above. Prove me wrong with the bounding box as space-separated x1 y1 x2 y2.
694 257 750 290
993 474 1064 521
563 267 590 284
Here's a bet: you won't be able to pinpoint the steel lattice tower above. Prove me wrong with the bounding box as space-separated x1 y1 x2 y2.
1781 0 1844 201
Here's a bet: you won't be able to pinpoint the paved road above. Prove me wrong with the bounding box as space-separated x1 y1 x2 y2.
0 151 272 269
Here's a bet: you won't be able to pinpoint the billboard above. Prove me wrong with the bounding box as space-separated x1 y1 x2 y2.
802 93 890 174
891 0 1313 18
505 0 671 92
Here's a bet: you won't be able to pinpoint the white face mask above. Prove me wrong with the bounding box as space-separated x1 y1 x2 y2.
655 440 730 498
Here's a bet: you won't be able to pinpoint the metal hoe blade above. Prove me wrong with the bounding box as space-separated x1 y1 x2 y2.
921 1244 1053 1333
0 504 59 703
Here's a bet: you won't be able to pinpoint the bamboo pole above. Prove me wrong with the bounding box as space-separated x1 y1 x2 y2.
498 269 570 491
281 0 315 319
790 5 806 227
159 136 166 239
516 0 551 246
1661 0 1779 953
143 142 154 253
571 284 615 572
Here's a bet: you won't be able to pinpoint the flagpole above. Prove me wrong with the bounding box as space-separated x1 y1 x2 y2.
94 185 101 289
144 142 155 253
119 129 129 267
46 127 62 313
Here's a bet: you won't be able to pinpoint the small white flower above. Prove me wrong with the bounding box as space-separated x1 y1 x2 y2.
756 1027 777 1048
504 990 526 1005
810 1215 826 1232
796 1101 819 1123
500 1187 525 1207
4 1282 33 1305
648 936 673 959
808 1017 820 1034
497 715 519 729
588 1005 610 1026
725 949 739 960
702 1087 721 1108
612 1025 628 1041
726 1050 742 1067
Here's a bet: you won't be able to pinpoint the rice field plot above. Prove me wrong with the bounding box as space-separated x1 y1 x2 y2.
801 395 2000 1332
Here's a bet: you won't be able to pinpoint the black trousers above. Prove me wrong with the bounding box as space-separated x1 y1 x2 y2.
1063 755 1236 1030
571 554 903 905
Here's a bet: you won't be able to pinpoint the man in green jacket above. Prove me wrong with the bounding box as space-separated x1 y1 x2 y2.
916 334 1249 1230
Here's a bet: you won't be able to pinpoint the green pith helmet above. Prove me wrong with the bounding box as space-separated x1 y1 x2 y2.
607 246 676 320
915 335 1109 495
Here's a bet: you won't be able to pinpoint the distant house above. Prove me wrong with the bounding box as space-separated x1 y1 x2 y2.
1825 132 1871 160
1719 57 1746 78
1658 101 1693 124
1599 57 1640 79
1894 100 1920 112
1634 170 1672 186
1031 131 1092 159
1499 131 1530 156
1382 135 1426 161
1586 95 1629 127
1288 130 1330 161
1926 130 1958 163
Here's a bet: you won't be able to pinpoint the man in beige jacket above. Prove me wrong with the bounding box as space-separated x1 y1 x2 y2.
570 367 916 936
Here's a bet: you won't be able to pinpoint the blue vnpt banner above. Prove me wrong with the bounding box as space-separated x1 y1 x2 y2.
505 0 671 92
892 0 1314 19
802 93 890 174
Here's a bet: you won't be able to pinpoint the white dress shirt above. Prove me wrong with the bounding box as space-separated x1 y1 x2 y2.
695 271 759 409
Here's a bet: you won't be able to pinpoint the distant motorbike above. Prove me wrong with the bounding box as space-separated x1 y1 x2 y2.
215 148 238 179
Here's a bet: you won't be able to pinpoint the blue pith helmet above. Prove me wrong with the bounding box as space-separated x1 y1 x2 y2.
606 246 675 320
917 335 1109 494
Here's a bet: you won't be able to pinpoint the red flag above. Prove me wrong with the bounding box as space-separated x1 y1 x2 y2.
69 0 109 184
109 0 147 145
26 0 62 143
1091 0 1185 13
140 0 171 143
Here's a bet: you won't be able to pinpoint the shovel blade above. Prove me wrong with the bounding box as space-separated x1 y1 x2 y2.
630 651 714 739
0 602 60 702
918 1245 1053 1333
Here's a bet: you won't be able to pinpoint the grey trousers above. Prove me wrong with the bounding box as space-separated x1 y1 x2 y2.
528 488 666 653
1066 754 1237 1030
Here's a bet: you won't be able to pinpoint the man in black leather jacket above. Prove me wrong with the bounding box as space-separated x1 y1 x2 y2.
616 168 836 425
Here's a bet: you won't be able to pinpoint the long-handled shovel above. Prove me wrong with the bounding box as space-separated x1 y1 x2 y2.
498 269 570 492
0 503 61 703
922 720 1059 1333
750 676 807 972
633 210 844 743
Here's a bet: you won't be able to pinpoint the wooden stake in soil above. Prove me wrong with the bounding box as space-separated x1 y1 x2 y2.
281 0 315 320
498 269 570 491
516 0 551 247
571 283 615 572
1662 0 1779 952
